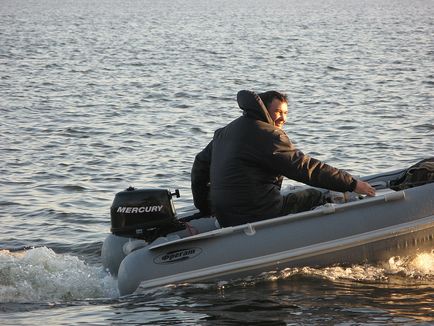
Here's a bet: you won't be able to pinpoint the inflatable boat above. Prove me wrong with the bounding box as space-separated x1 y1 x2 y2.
102 161 434 296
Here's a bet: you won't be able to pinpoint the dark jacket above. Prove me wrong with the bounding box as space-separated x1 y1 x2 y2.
191 90 357 227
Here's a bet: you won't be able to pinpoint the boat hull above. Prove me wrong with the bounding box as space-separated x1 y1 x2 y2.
114 182 434 295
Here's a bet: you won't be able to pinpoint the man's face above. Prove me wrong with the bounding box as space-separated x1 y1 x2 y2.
267 99 288 129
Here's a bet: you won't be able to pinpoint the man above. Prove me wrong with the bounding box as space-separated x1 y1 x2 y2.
191 90 375 227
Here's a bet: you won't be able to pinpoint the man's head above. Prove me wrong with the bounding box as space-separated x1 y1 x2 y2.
258 91 288 129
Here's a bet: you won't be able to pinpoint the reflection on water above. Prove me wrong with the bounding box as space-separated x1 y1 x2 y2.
112 267 434 325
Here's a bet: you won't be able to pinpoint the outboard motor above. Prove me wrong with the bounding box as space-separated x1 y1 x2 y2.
110 187 185 242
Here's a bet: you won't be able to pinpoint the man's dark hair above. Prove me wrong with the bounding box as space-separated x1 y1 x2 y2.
258 91 288 109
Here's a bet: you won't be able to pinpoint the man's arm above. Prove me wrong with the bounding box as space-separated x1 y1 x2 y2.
269 131 375 195
191 141 213 214
354 179 376 196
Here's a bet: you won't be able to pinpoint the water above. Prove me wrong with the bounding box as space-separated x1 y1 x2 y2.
1 0 433 324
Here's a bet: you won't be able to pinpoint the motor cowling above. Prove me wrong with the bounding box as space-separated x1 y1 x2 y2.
110 187 185 242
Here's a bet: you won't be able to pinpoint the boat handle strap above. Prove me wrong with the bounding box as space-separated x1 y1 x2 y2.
384 191 405 202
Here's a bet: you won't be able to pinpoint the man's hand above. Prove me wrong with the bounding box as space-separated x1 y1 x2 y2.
354 180 376 196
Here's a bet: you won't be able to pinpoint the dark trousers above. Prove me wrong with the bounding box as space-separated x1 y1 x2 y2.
280 189 325 215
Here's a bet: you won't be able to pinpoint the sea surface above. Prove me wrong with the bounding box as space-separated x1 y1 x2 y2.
1 0 434 324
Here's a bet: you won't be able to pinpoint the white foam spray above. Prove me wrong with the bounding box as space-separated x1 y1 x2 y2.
0 247 118 302
263 251 434 283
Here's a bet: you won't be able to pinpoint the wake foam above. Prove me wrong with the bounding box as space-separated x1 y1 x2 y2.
264 251 434 283
154 251 434 294
208 251 434 290
0 247 118 302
